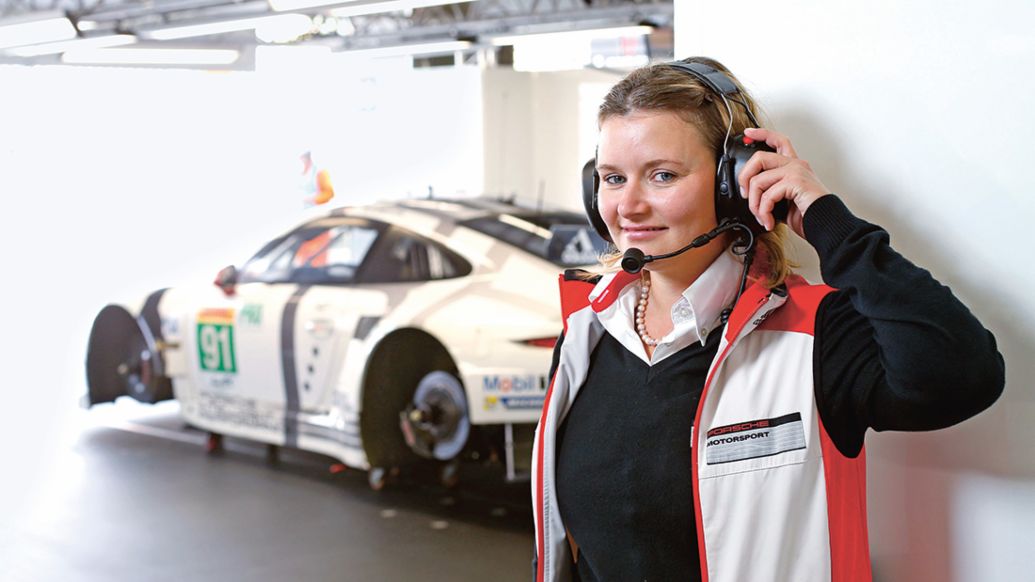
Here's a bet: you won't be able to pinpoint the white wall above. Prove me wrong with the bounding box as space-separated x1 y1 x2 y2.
677 2 1034 580
482 67 618 211
482 68 536 201
317 59 484 200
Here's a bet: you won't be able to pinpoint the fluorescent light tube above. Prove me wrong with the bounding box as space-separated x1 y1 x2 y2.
0 11 77 50
491 24 653 46
271 0 475 14
6 34 136 57
140 14 310 41
328 0 475 18
337 39 470 59
62 47 240 65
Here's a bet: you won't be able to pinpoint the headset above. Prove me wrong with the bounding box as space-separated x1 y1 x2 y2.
582 58 788 246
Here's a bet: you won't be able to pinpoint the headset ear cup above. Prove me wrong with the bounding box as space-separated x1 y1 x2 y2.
721 137 788 235
714 152 737 225
582 158 612 242
716 143 762 234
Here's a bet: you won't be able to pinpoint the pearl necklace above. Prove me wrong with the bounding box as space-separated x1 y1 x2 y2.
635 274 660 347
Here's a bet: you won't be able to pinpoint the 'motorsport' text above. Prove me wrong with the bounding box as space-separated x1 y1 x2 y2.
707 431 771 447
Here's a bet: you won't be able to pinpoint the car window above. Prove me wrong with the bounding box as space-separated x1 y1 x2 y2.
357 226 472 283
426 240 463 279
239 218 381 284
459 212 608 267
296 225 379 283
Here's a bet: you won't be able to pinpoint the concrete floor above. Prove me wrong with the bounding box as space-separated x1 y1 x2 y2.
2 401 534 582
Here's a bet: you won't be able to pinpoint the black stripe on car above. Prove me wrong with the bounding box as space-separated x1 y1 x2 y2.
354 316 381 341
281 285 311 448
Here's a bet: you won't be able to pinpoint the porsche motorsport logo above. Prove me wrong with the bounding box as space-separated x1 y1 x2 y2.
704 412 806 465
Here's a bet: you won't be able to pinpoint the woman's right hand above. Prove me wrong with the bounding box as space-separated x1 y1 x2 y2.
737 127 832 237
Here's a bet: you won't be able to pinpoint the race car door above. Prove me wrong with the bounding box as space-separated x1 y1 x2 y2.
282 219 386 415
290 222 475 417
189 216 384 441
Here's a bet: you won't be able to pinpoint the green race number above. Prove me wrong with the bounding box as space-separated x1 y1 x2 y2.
197 323 237 373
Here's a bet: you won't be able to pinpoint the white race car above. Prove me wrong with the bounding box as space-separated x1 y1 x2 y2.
85 197 605 489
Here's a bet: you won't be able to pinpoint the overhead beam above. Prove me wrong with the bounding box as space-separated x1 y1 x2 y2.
0 0 671 64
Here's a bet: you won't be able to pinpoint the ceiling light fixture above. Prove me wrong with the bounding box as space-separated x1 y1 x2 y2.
490 24 654 46
62 47 240 66
5 34 137 57
139 14 311 41
0 10 77 50
327 0 476 18
270 0 476 14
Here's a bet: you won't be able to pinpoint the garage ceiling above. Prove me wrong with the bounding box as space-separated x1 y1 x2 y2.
0 0 673 67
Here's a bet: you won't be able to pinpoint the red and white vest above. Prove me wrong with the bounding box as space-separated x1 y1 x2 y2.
532 272 872 582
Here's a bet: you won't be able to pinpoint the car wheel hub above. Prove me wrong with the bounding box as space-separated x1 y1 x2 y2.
399 371 469 461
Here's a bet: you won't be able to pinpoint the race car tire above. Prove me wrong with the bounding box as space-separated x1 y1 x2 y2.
86 304 173 406
360 329 462 470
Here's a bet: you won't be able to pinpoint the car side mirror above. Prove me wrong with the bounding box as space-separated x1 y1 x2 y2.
214 265 238 296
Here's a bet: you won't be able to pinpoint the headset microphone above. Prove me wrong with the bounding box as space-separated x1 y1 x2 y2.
620 248 647 274
622 220 758 325
619 219 753 274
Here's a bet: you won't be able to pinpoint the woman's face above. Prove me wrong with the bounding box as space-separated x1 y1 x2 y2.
596 110 719 267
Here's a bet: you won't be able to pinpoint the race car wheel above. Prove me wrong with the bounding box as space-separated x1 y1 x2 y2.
86 304 173 406
360 329 465 473
399 371 470 462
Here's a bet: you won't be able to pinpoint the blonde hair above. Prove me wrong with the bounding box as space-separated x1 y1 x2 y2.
595 57 793 289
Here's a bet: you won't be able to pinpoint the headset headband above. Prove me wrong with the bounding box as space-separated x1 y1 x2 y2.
666 59 761 130
666 61 741 97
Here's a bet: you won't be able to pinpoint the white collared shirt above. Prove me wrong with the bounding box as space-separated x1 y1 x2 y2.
588 249 743 366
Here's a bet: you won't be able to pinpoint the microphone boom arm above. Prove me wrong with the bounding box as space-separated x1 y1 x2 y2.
620 219 755 274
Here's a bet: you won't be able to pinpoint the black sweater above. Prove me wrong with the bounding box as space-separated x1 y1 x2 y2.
550 195 1005 581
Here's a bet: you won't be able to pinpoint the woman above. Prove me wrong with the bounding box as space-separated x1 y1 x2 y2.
531 57 1004 582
